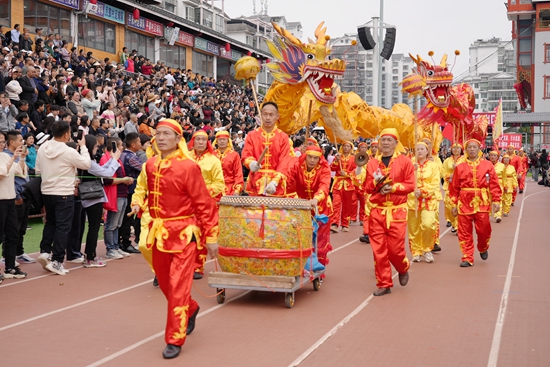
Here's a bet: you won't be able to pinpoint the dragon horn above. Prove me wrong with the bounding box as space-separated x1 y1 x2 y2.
272 22 302 48
440 54 448 67
409 53 420 65
315 22 328 45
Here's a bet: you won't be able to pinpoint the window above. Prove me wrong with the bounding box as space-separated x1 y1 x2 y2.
186 7 195 21
215 15 224 33
159 42 186 69
0 0 9 27
165 2 175 13
544 76 550 99
392 68 398 74
24 0 71 40
246 35 254 46
124 30 155 60
78 16 116 53
545 44 550 63
192 51 214 77
202 10 213 29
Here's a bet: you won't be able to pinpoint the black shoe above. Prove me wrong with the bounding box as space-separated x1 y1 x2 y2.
3 267 27 279
460 261 472 267
446 221 452 228
359 234 370 243
193 272 203 280
511 203 514 206
480 251 488 260
153 276 159 287
451 228 457 234
123 246 141 254
398 272 409 286
186 306 200 335
163 344 181 359
432 244 442 252
496 218 502 223
519 190 523 194
373 287 391 296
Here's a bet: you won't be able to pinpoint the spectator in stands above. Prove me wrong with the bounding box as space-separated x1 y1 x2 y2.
35 120 91 275
0 91 18 132
23 132 36 175
81 88 101 118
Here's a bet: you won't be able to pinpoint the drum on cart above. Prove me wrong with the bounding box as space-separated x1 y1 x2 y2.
217 196 313 277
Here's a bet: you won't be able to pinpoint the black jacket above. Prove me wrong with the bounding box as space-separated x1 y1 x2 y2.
17 76 36 104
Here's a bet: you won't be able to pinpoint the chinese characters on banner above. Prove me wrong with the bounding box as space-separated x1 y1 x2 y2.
496 134 522 150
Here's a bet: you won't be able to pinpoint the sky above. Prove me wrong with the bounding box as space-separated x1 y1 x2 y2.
223 0 512 78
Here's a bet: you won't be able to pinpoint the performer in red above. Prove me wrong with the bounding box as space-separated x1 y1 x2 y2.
330 141 357 232
286 145 333 268
350 142 367 225
129 119 218 359
241 101 292 196
364 128 414 296
506 145 523 203
517 148 528 194
188 130 224 279
214 130 244 195
450 139 502 267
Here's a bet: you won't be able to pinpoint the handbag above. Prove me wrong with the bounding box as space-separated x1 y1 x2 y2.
78 180 104 200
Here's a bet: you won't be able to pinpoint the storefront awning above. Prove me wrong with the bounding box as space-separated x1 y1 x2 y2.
503 112 550 124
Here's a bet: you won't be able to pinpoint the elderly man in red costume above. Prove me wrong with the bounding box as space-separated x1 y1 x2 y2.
214 130 244 196
506 144 523 203
364 128 414 296
330 141 357 233
450 139 502 267
286 145 333 270
188 129 225 279
517 148 528 194
241 101 292 196
129 119 218 359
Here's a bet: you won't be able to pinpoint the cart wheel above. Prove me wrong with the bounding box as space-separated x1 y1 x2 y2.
285 293 295 308
313 278 321 291
216 289 226 304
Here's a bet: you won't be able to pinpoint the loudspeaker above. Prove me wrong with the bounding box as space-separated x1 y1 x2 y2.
357 26 376 51
380 27 396 60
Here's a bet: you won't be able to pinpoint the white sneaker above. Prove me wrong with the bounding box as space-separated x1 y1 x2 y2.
1 258 21 267
16 253 37 263
45 260 69 275
412 255 422 262
105 249 123 260
37 253 51 270
341 227 349 232
67 256 85 263
423 251 435 263
117 249 130 257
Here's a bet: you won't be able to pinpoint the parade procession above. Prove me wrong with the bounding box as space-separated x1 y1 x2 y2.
1 0 549 366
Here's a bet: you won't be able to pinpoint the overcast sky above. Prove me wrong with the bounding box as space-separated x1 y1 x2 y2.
224 0 512 78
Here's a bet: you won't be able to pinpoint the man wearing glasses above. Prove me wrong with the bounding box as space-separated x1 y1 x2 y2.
0 92 18 133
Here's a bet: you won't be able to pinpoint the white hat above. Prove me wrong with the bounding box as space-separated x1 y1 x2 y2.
2 47 11 52
36 132 50 145
237 130 243 134
155 99 162 104
93 62 100 66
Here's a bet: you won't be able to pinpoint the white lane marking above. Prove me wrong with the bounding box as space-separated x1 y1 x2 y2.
0 280 151 331
85 290 252 367
487 188 548 367
288 225 452 367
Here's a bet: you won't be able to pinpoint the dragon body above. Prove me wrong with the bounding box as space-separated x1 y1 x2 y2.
401 53 488 146
263 22 414 143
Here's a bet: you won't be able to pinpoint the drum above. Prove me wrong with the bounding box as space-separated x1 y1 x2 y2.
218 196 313 276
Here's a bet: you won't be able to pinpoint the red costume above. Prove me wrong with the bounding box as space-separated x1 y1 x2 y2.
214 131 244 195
330 144 357 230
241 127 292 196
286 146 333 266
365 130 414 290
449 139 502 266
508 148 523 203
139 120 219 349
518 151 528 193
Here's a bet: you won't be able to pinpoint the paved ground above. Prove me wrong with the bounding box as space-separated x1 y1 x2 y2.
1 180 548 367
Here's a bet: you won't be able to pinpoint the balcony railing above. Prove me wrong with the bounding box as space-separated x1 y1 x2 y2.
539 19 550 28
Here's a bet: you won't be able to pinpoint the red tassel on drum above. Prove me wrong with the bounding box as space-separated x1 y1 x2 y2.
259 205 266 239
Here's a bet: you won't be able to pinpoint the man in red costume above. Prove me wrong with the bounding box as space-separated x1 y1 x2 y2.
129 119 218 359
450 139 502 267
330 141 357 233
364 128 414 296
286 145 333 269
188 129 224 279
241 101 292 196
214 130 244 196
506 145 523 203
351 142 368 225
517 148 528 194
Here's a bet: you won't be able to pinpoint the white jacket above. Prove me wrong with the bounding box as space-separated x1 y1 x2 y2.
36 139 92 196
5 80 22 100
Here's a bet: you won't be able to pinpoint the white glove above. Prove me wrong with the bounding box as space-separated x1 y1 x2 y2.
265 181 277 194
355 166 362 176
373 168 383 181
250 161 261 172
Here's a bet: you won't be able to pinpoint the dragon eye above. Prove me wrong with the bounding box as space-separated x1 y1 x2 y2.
326 55 333 60
307 54 314 60
427 70 435 76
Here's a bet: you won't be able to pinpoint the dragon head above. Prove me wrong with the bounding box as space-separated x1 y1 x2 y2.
403 53 454 111
265 22 346 104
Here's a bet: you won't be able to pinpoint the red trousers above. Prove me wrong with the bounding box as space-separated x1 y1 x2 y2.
330 189 354 228
351 189 366 222
153 242 199 346
519 172 526 191
369 208 410 288
317 222 332 266
194 245 207 274
362 216 369 235
457 212 491 264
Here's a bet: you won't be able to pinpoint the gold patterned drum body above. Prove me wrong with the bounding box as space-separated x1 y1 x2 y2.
217 196 313 276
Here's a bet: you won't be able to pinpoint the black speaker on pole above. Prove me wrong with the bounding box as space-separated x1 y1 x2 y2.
357 26 376 51
380 27 396 60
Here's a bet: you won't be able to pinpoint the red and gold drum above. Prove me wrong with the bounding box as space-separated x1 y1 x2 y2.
217 196 313 276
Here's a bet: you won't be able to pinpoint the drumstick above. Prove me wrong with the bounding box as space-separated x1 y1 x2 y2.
257 146 269 167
